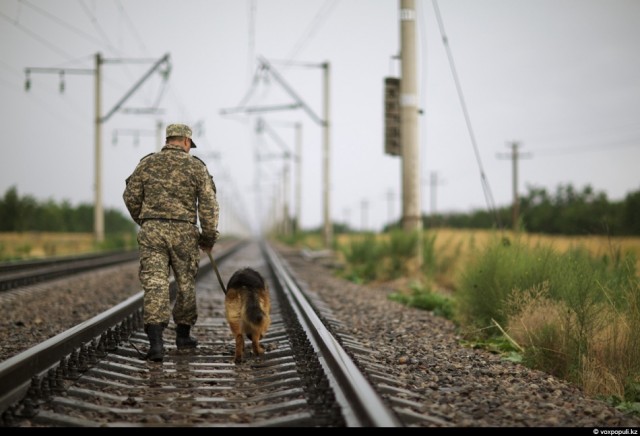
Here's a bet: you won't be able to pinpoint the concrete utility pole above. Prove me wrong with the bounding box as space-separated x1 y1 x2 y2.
322 62 332 248
156 120 164 151
282 159 291 236
295 122 302 235
400 0 422 266
497 141 532 231
26 53 171 243
343 208 351 230
386 189 396 225
361 199 369 231
220 57 330 247
427 171 445 227
255 118 301 237
94 53 103 244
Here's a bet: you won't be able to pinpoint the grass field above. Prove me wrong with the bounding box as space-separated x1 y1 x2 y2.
422 228 640 281
0 232 133 260
4 229 640 271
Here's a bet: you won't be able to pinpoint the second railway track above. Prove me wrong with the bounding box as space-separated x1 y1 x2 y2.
0 250 140 292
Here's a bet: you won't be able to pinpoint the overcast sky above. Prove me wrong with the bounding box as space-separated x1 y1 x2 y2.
1 0 639 235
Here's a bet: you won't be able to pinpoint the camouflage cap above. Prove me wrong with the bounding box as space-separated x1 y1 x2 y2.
166 123 197 148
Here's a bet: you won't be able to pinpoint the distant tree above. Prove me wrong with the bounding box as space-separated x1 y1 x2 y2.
0 186 135 234
0 186 19 231
423 183 640 236
105 208 136 233
623 190 640 235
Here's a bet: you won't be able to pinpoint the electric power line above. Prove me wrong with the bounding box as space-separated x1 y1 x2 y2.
115 0 149 55
20 0 119 52
431 0 502 230
77 0 115 52
531 138 640 156
0 10 75 59
285 0 340 62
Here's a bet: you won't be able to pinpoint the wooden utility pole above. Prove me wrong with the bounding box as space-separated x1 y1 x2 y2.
497 141 531 231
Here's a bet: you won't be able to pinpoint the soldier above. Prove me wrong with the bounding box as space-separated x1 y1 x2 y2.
123 123 219 362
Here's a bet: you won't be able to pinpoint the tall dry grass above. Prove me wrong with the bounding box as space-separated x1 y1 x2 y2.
0 231 137 260
505 278 640 401
0 232 96 259
324 228 640 402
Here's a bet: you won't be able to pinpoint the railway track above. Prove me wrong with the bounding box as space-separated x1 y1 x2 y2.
0 250 139 292
0 240 404 427
4 239 638 427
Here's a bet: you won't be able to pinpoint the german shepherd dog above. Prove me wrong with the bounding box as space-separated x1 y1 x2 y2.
224 267 271 364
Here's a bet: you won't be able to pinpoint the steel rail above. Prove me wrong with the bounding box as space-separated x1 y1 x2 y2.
0 251 139 291
0 250 137 274
0 241 246 420
262 241 402 427
2 239 399 427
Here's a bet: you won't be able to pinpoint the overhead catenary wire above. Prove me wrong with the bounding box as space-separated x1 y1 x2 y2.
228 1 341 235
532 138 640 157
247 0 256 84
10 1 161 106
115 0 148 55
285 0 340 63
431 0 503 230
20 0 120 53
77 0 116 54
0 10 75 59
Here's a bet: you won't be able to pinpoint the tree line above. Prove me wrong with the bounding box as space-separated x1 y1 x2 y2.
2 183 639 237
424 183 640 236
0 186 135 234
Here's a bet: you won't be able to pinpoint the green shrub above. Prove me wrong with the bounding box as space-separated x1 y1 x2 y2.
385 230 419 279
388 282 455 320
337 233 383 283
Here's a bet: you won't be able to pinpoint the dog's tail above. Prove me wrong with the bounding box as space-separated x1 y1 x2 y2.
228 267 268 328
245 292 265 325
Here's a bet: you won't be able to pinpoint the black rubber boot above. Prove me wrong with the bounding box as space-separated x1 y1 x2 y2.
176 324 198 349
144 324 165 362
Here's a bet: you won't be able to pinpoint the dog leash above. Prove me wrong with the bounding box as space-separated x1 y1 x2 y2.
206 251 227 294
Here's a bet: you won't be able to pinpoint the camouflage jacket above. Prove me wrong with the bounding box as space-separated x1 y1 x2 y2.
123 144 219 247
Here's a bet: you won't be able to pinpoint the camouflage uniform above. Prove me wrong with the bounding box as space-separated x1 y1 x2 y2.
123 124 219 328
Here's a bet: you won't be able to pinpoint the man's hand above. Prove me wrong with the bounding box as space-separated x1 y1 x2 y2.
199 244 213 253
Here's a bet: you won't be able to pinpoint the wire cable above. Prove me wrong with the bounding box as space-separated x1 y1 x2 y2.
532 138 640 156
20 0 120 53
431 0 503 229
0 10 75 59
247 0 256 84
77 0 116 53
115 0 148 55
285 0 339 62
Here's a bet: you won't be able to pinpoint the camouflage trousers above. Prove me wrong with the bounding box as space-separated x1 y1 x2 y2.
137 220 200 326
